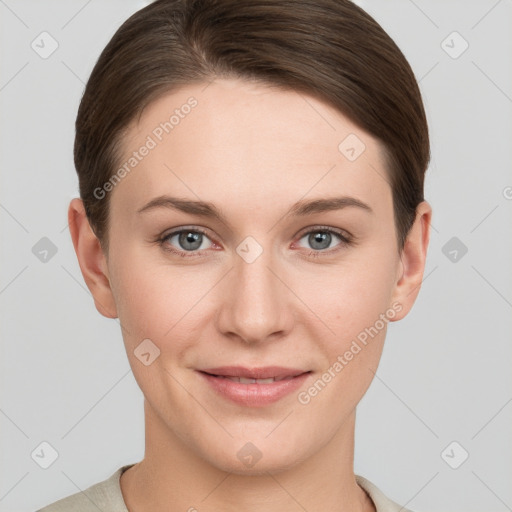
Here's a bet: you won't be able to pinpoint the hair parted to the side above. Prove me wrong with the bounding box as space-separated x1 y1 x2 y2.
74 0 430 255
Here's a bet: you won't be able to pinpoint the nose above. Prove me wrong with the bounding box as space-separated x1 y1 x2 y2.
215 242 294 345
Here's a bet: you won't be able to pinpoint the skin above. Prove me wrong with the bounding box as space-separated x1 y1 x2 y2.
69 77 431 512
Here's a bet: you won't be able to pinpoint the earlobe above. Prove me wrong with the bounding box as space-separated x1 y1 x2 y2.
389 201 432 322
68 198 118 319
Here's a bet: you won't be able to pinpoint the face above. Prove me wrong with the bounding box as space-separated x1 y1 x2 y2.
96 78 416 474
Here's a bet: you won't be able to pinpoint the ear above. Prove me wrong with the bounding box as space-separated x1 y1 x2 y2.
68 198 118 319
389 201 432 322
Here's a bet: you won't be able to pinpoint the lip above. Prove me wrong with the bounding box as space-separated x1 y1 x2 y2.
197 366 311 407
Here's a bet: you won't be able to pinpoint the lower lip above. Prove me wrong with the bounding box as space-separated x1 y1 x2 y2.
198 371 311 407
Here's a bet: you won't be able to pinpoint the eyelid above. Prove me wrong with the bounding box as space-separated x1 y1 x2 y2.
295 224 352 241
160 225 213 240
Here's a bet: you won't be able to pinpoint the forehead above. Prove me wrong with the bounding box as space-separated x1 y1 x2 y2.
111 78 391 220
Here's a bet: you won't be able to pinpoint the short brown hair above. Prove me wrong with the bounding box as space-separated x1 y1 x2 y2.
74 0 429 254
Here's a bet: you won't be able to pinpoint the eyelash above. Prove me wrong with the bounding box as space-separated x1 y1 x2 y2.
156 226 353 259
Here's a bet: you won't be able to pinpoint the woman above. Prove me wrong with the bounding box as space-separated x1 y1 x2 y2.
38 0 431 510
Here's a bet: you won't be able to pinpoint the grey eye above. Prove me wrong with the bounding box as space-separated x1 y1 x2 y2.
165 230 212 252
298 230 343 251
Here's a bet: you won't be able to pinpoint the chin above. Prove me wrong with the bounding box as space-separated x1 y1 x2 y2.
196 435 312 476
213 453 304 477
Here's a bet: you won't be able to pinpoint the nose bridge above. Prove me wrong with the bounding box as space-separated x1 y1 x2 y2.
217 235 291 343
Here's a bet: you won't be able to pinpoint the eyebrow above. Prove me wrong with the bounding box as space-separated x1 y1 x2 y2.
137 194 373 224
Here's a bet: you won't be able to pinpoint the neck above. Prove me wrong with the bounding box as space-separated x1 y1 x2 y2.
120 400 375 512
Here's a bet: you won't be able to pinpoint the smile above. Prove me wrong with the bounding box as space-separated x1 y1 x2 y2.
197 366 311 407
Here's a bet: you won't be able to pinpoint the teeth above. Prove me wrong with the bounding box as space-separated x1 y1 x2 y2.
208 373 302 383
224 376 277 384
253 377 275 384
240 377 259 384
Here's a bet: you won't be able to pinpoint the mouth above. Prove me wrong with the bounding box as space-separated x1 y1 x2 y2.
203 375 296 384
196 366 312 406
199 366 309 381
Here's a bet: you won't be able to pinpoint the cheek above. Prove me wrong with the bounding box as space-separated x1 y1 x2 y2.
114 270 162 335
110 246 211 355
295 258 396 414
108 243 169 342
301 254 397 341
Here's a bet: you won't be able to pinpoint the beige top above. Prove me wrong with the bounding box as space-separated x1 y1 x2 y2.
37 464 414 512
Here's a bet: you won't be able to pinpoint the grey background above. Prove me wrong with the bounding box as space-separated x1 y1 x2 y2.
1 1 511 511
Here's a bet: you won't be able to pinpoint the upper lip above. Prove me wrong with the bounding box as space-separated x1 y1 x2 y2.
199 366 309 380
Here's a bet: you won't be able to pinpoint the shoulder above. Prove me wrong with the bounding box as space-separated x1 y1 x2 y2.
356 474 416 512
36 464 135 512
